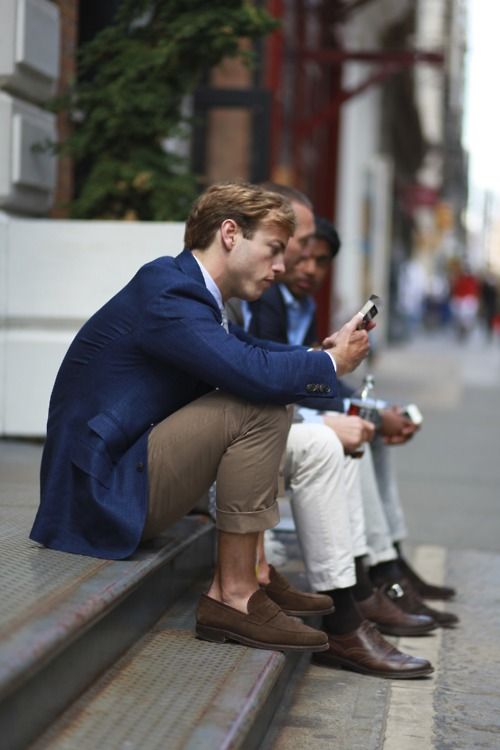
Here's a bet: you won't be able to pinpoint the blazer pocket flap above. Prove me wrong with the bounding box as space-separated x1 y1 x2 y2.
88 413 128 461
71 439 114 488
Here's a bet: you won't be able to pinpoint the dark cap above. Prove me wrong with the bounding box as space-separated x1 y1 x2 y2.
314 217 341 258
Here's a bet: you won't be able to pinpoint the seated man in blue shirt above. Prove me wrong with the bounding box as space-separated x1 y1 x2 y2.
248 201 457 636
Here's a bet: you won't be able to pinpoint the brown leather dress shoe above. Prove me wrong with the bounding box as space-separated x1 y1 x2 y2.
358 588 437 636
261 565 335 616
385 579 459 627
398 558 456 600
196 590 329 652
313 621 434 679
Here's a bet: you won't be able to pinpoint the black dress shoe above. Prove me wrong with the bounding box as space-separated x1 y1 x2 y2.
358 588 437 636
398 558 456 600
313 621 434 679
385 579 459 628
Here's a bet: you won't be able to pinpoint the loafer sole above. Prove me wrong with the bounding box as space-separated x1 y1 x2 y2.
196 624 329 652
313 652 434 679
281 605 335 617
418 591 456 601
376 621 439 637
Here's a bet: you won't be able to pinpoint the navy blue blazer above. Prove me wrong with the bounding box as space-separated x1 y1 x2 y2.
248 285 355 408
30 250 338 559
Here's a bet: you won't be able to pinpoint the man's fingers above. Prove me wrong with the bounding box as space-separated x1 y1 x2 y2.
346 312 365 333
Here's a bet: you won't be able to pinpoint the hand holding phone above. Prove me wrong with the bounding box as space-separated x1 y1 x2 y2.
402 403 423 426
357 294 381 329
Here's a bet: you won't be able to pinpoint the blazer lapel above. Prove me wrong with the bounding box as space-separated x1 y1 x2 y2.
175 248 222 323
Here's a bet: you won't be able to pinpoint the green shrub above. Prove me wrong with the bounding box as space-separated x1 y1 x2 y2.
53 0 277 220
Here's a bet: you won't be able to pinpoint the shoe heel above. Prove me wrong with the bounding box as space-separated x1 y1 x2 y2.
196 624 228 644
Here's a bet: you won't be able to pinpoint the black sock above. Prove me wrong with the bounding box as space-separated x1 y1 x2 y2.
352 556 374 602
370 559 402 586
320 587 363 635
394 541 403 557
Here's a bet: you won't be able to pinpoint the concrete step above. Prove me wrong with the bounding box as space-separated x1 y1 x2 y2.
28 581 308 750
0 513 215 750
0 443 310 750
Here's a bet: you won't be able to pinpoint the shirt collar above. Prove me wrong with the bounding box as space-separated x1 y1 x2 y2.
279 283 315 313
192 254 224 313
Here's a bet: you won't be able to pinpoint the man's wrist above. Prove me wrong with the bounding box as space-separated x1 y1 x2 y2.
308 347 337 372
323 350 337 371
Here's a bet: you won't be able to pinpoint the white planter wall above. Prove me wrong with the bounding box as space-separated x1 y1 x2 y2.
0 0 59 214
0 92 57 214
0 215 185 436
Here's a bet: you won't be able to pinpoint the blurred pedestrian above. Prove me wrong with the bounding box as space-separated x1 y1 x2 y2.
479 271 499 339
450 264 480 340
398 257 427 337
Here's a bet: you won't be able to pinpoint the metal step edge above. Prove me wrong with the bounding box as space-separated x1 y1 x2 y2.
0 518 215 750
0 516 214 697
28 586 311 750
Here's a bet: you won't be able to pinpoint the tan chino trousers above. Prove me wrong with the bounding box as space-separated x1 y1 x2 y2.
142 390 290 540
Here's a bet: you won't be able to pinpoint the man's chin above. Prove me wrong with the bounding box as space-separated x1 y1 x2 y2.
245 290 265 302
245 282 273 301
290 286 310 299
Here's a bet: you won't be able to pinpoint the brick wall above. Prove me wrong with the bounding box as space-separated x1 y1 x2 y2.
51 0 79 217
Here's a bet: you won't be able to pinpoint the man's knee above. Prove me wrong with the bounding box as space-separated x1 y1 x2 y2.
215 391 289 434
257 401 290 434
288 423 344 470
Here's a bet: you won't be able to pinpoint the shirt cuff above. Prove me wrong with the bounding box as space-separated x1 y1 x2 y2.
297 406 325 424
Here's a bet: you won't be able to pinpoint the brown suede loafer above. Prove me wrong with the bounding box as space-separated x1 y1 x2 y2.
358 588 437 636
261 565 335 616
385 579 459 628
196 590 329 652
313 621 434 679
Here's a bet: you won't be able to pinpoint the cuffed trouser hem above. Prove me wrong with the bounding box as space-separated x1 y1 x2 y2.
353 543 369 558
366 545 398 567
308 568 356 592
391 534 407 544
215 502 280 534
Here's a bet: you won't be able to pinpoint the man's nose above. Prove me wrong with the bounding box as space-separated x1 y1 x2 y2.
302 258 316 276
272 254 286 274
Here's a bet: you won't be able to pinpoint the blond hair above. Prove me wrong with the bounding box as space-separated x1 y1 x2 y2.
184 182 296 249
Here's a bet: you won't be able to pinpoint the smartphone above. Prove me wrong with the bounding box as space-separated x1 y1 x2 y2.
402 403 423 425
357 294 381 329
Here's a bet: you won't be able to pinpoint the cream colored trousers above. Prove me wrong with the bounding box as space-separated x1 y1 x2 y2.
284 423 367 591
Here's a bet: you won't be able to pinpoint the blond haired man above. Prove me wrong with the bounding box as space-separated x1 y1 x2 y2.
31 183 369 652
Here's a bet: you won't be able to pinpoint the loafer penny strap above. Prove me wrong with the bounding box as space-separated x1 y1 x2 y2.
246 591 283 624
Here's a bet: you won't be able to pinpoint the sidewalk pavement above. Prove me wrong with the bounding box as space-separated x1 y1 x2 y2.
1 326 500 749
372 327 500 553
270 328 500 750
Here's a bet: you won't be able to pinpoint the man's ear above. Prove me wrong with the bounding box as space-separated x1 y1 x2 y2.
220 219 239 252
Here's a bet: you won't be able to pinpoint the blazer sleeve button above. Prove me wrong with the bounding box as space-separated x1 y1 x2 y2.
136 462 144 472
